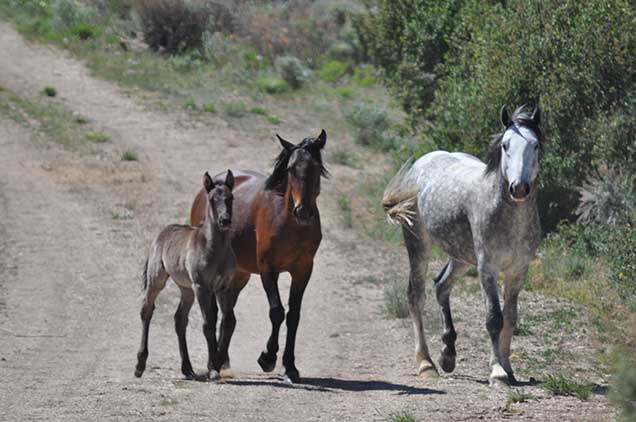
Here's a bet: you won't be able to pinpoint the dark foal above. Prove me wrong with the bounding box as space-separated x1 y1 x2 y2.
135 170 236 380
190 130 327 383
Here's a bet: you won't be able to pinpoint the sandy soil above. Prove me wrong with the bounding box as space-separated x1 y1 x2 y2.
0 22 613 421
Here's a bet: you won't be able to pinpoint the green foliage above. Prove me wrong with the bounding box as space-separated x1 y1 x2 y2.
335 86 353 98
543 374 593 400
274 55 306 90
603 226 636 307
266 115 281 125
202 102 216 113
43 86 57 97
345 102 391 149
183 97 197 110
318 60 348 82
249 106 268 116
84 133 111 143
256 76 290 94
70 22 99 40
337 195 353 229
504 390 535 411
387 411 416 422
577 172 636 226
221 101 248 118
352 65 377 87
331 148 359 168
611 351 636 422
121 150 138 161
383 277 409 319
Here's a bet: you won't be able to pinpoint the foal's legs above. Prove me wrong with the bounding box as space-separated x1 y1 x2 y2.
477 261 507 385
434 259 468 373
282 261 312 383
174 285 199 380
499 270 526 383
402 225 437 378
195 283 219 378
219 271 249 376
257 270 284 373
135 266 169 378
216 287 240 374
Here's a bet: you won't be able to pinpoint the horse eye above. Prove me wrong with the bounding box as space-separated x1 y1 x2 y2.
502 143 508 151
534 144 539 151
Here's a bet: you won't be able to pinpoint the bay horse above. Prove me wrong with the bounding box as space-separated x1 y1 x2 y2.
190 130 327 383
135 170 236 381
382 106 541 386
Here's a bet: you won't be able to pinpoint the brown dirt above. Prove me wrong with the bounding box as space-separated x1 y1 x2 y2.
0 22 613 421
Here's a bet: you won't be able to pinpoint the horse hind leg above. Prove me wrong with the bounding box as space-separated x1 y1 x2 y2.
402 224 437 379
434 259 468 373
135 260 169 378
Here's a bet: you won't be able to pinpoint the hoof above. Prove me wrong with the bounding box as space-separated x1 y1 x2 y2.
184 371 209 382
438 352 456 373
208 370 221 381
418 362 439 379
283 369 300 384
134 369 144 378
219 367 234 379
489 364 510 388
257 351 277 373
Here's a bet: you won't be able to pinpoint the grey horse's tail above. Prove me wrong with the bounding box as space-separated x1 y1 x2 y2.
382 157 418 227
141 257 149 291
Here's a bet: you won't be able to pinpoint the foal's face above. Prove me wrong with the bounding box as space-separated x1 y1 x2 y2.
203 170 234 230
287 148 322 224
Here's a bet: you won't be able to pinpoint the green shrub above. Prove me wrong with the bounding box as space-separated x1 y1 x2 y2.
318 60 348 82
70 22 98 40
266 115 281 125
611 352 636 422
577 172 636 227
221 101 248 118
352 65 377 87
274 56 306 90
328 41 354 61
256 76 290 94
345 102 391 149
335 86 353 98
43 87 57 97
84 133 110 143
133 0 210 54
121 150 138 161
202 102 216 113
249 106 268 116
604 226 636 307
388 412 416 422
183 97 197 110
543 374 593 400
383 278 409 319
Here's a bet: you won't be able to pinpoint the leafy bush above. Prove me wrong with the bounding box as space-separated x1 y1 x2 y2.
318 60 348 82
70 22 99 40
256 76 289 95
328 41 354 61
43 87 57 97
345 102 390 149
543 374 593 400
274 56 306 90
133 0 209 54
577 172 636 226
611 352 636 422
603 226 636 307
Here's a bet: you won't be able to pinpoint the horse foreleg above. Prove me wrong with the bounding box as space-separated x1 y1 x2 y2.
434 259 468 373
500 271 526 384
175 286 199 380
195 283 219 379
257 271 284 373
403 225 437 378
216 289 239 377
282 262 312 383
478 263 507 386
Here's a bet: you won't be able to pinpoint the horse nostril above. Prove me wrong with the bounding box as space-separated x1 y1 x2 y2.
510 182 530 199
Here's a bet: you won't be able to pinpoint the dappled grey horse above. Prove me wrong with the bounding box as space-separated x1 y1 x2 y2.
382 106 541 385
135 170 237 381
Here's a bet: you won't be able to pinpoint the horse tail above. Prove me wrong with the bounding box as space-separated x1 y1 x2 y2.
381 157 419 227
141 256 149 291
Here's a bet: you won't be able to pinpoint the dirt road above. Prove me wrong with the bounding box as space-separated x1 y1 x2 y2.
0 22 612 421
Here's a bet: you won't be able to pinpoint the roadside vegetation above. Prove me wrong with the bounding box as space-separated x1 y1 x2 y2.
1 1 634 417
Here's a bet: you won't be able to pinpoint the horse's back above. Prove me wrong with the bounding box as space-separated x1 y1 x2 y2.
411 151 485 185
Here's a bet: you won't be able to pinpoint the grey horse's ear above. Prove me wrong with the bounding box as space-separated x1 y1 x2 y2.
225 169 235 191
314 129 327 149
531 107 541 125
203 171 214 192
276 134 294 151
500 105 511 128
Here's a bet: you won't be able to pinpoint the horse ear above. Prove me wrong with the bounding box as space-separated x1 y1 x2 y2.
500 105 510 128
276 134 294 151
531 107 541 125
314 129 327 149
225 169 234 191
203 171 214 192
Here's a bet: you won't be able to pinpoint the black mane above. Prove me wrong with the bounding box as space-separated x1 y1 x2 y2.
264 137 329 191
485 106 543 175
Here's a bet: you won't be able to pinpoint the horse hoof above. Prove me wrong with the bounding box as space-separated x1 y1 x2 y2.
257 352 277 373
220 367 234 379
438 353 456 373
209 370 221 381
134 369 144 378
418 362 439 379
489 365 510 388
283 369 300 384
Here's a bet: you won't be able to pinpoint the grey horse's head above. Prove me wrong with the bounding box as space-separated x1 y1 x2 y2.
203 170 235 230
485 105 542 202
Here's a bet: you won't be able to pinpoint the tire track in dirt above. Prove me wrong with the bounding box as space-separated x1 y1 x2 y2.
0 21 613 421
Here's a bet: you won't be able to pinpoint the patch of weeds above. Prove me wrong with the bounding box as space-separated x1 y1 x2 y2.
256 76 289 94
337 195 353 228
387 411 416 422
84 133 110 143
353 65 377 87
383 277 409 319
548 308 578 330
70 23 99 40
159 397 177 406
221 101 249 119
249 106 268 116
267 115 282 125
542 348 574 365
202 103 216 113
121 150 138 161
43 87 57 97
335 86 354 98
183 97 197 110
543 374 593 400
319 60 348 82
504 390 535 412
610 351 636 422
514 320 533 336
331 148 359 168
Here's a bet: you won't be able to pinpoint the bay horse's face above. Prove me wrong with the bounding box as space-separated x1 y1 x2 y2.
499 106 541 202
278 130 327 225
203 170 235 230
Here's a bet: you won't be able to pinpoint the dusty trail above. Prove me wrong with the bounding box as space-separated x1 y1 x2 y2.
0 22 612 421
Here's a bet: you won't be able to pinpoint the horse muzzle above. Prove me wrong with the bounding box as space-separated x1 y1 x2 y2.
509 181 531 202
218 217 232 230
293 204 315 225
